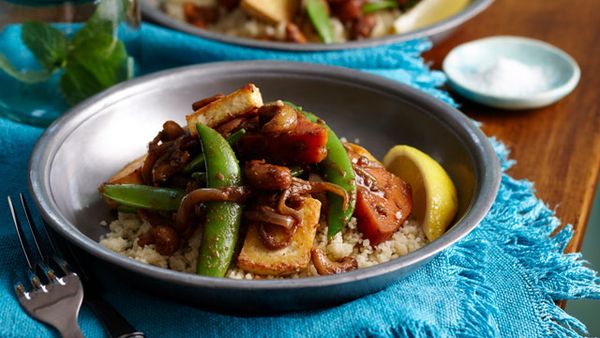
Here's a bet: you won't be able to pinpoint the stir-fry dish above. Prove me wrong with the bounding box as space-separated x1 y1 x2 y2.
99 84 458 279
159 0 423 43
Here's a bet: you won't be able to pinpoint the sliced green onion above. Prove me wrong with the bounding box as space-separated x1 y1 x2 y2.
227 128 246 145
363 0 398 13
183 153 205 174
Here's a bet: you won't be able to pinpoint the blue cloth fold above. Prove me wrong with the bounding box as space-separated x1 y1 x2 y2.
0 23 598 338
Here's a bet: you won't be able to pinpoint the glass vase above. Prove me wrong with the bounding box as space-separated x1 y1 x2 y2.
0 0 140 126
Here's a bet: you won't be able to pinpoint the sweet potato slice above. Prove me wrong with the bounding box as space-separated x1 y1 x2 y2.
347 144 412 245
237 198 321 276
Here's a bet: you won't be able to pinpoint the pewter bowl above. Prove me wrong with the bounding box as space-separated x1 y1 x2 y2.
142 0 494 51
30 61 500 312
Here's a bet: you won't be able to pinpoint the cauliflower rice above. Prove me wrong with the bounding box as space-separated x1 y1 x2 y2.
100 212 427 279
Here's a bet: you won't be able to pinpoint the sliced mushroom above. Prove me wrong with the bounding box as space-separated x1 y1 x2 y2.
311 248 358 275
244 160 293 190
258 222 296 250
175 186 250 231
138 225 180 256
258 100 298 134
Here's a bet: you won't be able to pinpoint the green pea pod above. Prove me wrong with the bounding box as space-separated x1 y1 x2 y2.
296 108 357 238
362 0 398 13
305 0 334 44
196 123 242 277
102 184 184 211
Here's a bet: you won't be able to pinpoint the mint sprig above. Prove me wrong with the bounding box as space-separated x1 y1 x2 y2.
21 21 68 70
61 28 129 105
0 0 132 106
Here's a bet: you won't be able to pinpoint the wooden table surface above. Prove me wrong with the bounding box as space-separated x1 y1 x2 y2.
424 0 600 252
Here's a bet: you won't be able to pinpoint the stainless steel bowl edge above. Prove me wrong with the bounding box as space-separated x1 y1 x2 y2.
29 61 501 311
141 0 494 51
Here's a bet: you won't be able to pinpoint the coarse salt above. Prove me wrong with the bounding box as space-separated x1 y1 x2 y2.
467 57 548 97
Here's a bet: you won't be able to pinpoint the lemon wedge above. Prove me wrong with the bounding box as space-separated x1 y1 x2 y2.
394 0 471 33
383 145 458 241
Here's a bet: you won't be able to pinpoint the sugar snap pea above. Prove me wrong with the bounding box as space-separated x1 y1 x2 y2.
305 0 334 44
102 184 185 211
195 123 243 277
182 128 246 174
285 102 357 238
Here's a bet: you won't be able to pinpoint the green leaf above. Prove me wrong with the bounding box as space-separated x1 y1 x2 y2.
60 33 129 105
21 21 68 70
0 52 53 83
71 18 114 47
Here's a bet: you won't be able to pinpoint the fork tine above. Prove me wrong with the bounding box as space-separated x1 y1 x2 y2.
18 193 46 261
38 218 73 275
39 217 58 256
7 196 34 270
18 194 60 282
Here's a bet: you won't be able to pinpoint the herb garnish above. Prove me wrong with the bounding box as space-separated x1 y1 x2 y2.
0 0 132 105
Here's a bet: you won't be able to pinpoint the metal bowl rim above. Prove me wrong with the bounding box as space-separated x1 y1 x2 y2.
141 0 494 52
29 60 500 290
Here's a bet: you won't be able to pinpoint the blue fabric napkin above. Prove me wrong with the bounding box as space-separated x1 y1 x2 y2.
1 23 599 338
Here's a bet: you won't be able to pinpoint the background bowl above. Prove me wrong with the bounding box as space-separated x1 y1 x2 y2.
142 0 494 51
30 61 500 312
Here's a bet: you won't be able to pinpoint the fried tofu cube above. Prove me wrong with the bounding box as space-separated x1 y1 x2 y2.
240 0 300 24
186 83 263 134
237 198 321 276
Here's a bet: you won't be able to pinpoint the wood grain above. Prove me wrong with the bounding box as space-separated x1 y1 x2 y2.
424 0 600 252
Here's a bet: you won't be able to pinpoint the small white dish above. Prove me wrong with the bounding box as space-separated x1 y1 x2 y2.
443 36 580 110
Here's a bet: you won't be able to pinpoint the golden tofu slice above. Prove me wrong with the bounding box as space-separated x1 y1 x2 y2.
240 0 300 24
186 83 263 134
100 154 146 208
105 154 146 185
237 198 321 276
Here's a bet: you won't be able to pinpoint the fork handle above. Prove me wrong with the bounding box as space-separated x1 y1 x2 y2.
85 297 145 338
59 316 85 338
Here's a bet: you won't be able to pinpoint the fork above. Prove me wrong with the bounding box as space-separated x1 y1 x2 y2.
9 194 146 338
9 194 84 338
